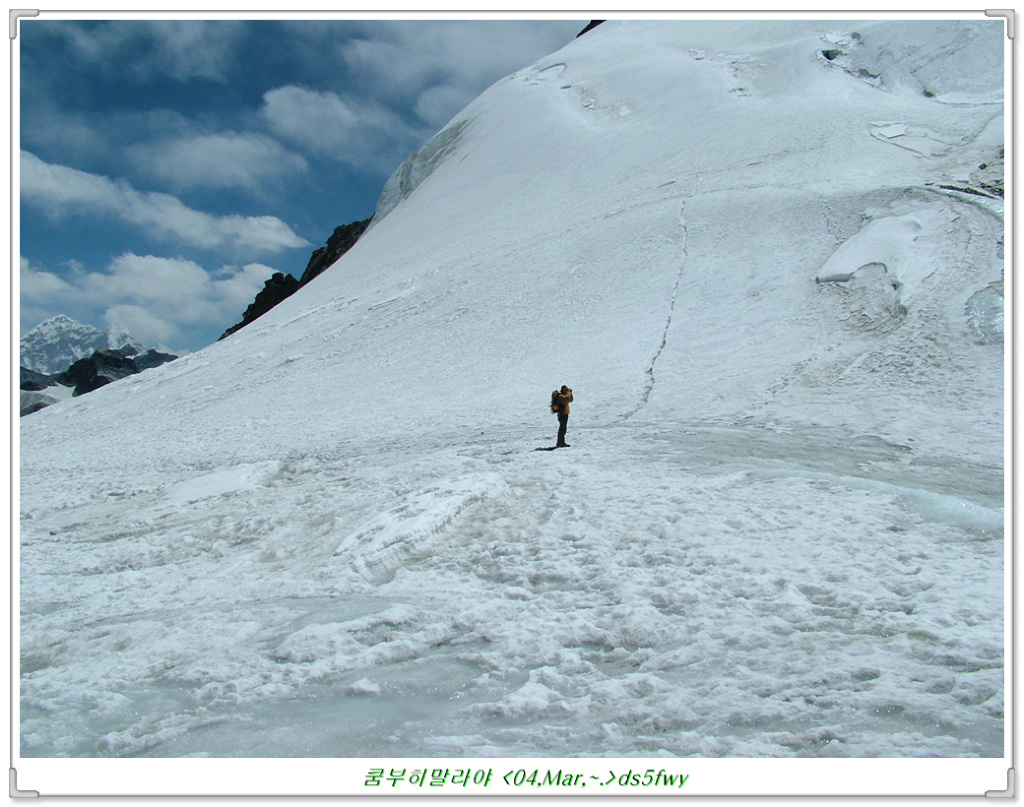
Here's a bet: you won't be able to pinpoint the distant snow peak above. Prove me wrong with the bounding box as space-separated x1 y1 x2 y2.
104 323 145 356
20 315 106 375
21 316 145 375
20 315 151 375
20 315 180 414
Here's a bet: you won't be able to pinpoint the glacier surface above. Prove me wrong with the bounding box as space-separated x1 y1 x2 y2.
18 19 1005 767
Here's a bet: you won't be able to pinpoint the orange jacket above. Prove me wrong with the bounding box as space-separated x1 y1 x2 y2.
552 389 573 415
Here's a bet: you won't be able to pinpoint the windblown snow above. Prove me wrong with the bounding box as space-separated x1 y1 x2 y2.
19 19 1005 760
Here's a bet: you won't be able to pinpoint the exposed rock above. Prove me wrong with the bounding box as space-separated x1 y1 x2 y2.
971 147 1004 198
21 401 50 417
299 218 372 286
133 348 179 371
20 367 54 390
221 272 300 339
577 20 605 37
55 349 139 396
220 217 371 340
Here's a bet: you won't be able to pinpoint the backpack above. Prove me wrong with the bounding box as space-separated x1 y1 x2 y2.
550 390 560 413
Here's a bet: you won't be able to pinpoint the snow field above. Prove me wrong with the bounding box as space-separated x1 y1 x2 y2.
20 421 1002 758
18 18 1005 764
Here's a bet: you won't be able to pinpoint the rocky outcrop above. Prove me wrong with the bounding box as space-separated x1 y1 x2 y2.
55 349 140 396
20 345 178 415
133 348 180 371
220 217 372 340
20 367 53 390
220 272 300 339
299 218 372 286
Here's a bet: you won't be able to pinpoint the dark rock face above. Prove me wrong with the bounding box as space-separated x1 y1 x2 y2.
220 217 372 340
20 367 54 389
299 218 372 286
577 20 605 37
133 349 179 371
221 272 300 339
55 349 140 396
20 345 179 415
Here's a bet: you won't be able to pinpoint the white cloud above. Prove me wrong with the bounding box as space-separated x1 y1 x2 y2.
103 304 178 346
339 21 582 126
220 215 315 255
129 132 308 192
414 84 473 129
20 256 79 333
21 151 310 254
62 20 244 82
20 255 74 301
138 20 243 82
214 262 282 312
87 254 213 311
261 85 428 171
21 252 278 348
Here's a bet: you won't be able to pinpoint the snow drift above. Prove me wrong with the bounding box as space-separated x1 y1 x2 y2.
19 19 1005 763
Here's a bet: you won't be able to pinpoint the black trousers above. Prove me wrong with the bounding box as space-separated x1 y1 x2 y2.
557 413 569 446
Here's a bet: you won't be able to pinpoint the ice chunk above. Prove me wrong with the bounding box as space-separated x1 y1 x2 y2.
371 118 471 225
966 281 1004 345
163 461 281 505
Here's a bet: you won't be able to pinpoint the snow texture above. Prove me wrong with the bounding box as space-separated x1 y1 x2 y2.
19 19 1005 760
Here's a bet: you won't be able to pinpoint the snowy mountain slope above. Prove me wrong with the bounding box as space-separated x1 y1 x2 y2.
20 315 148 375
18 20 1006 765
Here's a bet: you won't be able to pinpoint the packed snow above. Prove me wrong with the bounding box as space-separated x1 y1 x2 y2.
18 17 1005 775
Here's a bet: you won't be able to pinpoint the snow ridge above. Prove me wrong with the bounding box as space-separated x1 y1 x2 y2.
335 473 507 582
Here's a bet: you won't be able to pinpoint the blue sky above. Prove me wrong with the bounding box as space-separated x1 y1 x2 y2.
19 17 584 352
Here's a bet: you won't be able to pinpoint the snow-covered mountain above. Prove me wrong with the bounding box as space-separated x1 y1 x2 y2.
19 315 181 416
20 315 147 375
18 19 1006 776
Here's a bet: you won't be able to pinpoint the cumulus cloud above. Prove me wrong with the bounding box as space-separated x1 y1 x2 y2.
414 84 474 129
20 255 74 301
213 262 282 313
58 19 245 82
87 253 213 311
21 252 278 347
103 304 179 346
339 21 581 126
128 132 308 192
20 256 79 331
261 85 429 172
20 151 310 254
260 19 581 168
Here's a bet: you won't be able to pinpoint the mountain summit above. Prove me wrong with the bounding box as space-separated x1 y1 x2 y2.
20 315 146 375
19 20 1005 766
